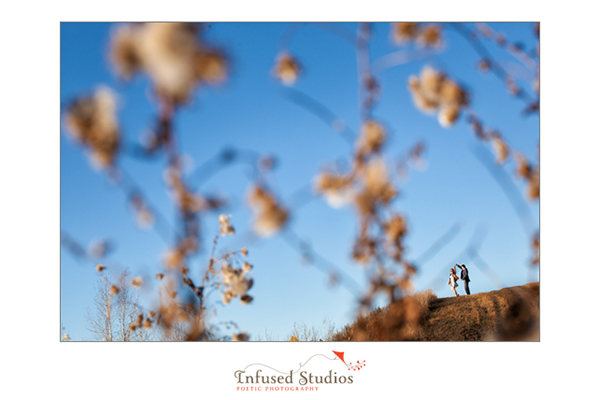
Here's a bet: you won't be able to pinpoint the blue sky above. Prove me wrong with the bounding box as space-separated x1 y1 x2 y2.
60 22 539 341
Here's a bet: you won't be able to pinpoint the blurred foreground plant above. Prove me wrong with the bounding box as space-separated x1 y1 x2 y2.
62 22 539 341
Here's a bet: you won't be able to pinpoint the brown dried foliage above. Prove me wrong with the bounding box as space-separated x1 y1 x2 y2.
64 23 539 341
332 283 538 341
392 23 442 48
65 87 120 169
110 23 227 104
408 67 468 128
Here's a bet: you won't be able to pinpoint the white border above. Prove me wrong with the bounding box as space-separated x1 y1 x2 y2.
4 0 597 398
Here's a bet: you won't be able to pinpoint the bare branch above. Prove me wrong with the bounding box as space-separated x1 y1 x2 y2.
413 221 463 266
448 23 537 107
282 87 356 146
469 144 537 237
280 227 362 298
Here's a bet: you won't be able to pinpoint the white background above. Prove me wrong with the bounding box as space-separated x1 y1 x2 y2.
2 0 599 399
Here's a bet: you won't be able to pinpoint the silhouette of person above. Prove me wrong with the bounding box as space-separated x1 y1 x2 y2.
448 267 460 297
455 263 470 295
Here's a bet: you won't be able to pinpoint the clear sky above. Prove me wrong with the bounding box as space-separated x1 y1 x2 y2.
60 22 539 341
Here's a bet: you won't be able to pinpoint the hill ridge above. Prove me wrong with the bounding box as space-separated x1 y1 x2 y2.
332 282 539 341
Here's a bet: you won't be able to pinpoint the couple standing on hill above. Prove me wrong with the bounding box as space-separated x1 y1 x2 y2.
448 264 470 297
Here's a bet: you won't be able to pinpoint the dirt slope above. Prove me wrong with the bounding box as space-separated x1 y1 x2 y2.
331 282 539 341
424 282 539 341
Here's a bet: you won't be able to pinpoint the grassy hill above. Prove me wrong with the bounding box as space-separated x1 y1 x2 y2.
331 282 539 341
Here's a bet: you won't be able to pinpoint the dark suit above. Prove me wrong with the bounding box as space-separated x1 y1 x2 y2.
461 268 471 295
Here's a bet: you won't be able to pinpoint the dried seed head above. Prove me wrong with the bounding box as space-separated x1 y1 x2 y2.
408 72 439 113
409 89 438 114
531 234 540 265
364 159 397 206
384 214 407 243
232 332 249 341
222 290 234 305
527 171 539 200
110 285 120 296
315 171 355 208
417 24 442 48
163 248 185 270
65 86 120 169
130 276 144 287
439 80 467 106
109 23 228 105
274 53 301 85
478 59 491 72
515 153 532 179
195 50 227 84
438 104 461 128
136 23 200 104
156 273 165 280
254 206 289 237
352 236 377 265
419 67 445 97
242 262 253 272
240 294 253 305
221 266 253 297
492 135 510 164
247 186 289 237
241 247 248 256
408 67 467 128
218 214 235 236
110 23 143 79
358 120 386 155
96 264 106 273
392 22 419 44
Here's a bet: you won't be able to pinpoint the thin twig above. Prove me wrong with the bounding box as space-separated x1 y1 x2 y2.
282 87 356 147
188 148 265 189
371 47 441 76
116 166 178 244
356 23 373 122
466 246 505 288
474 23 539 72
278 23 307 51
448 23 537 106
469 143 537 237
413 221 463 266
280 227 362 298
284 182 315 210
310 22 358 47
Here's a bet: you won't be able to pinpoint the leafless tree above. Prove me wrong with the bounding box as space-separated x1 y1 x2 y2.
86 271 154 341
157 320 188 341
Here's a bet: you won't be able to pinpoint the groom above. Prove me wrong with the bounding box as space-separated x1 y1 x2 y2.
454 264 471 295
